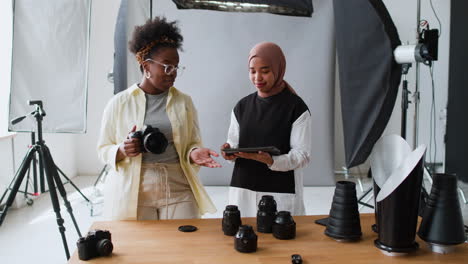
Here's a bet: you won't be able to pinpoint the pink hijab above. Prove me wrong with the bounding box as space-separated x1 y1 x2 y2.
248 42 296 94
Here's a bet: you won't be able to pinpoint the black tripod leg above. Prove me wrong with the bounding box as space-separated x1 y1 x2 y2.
39 147 46 193
39 147 70 260
0 147 37 226
43 146 82 237
24 165 31 199
30 132 39 195
20 166 35 206
55 166 90 203
0 145 36 205
32 150 39 195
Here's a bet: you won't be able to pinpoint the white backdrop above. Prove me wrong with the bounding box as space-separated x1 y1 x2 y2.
134 0 336 185
8 0 91 133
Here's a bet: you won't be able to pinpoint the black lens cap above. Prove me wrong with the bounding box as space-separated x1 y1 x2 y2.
178 225 198 232
291 254 302 264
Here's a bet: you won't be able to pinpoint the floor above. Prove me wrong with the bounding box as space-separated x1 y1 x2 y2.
0 175 466 264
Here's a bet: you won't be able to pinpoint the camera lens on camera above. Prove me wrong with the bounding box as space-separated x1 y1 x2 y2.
77 229 114 261
143 128 168 154
257 195 277 233
130 126 168 154
272 211 296 240
96 238 113 256
234 225 257 253
222 205 242 236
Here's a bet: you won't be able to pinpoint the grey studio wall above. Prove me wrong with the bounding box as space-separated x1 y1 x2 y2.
149 0 336 186
61 0 450 187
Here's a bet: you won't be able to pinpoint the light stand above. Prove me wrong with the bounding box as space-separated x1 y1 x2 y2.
358 19 440 210
401 64 412 139
357 64 414 210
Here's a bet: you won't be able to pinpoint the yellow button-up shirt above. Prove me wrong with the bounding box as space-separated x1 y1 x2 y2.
97 84 216 220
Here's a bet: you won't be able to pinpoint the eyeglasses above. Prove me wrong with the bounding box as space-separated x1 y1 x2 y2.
144 59 185 76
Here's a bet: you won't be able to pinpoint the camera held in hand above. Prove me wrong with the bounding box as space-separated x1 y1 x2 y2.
77 229 114 261
130 125 168 154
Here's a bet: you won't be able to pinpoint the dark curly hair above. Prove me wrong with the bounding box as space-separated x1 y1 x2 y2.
129 17 183 71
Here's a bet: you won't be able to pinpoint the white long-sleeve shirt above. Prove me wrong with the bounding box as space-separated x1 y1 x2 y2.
226 90 312 216
97 84 216 220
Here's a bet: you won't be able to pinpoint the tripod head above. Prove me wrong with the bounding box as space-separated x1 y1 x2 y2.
10 100 46 125
28 100 46 119
10 100 47 143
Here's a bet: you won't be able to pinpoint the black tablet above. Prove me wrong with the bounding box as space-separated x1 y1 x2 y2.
222 146 281 156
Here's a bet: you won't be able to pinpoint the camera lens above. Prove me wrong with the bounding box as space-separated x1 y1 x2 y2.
96 239 113 256
258 195 277 211
143 129 168 154
257 195 277 233
272 211 296 240
234 225 257 253
222 205 242 236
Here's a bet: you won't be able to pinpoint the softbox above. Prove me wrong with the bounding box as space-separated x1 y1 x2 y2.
333 0 402 168
8 0 92 133
172 0 313 17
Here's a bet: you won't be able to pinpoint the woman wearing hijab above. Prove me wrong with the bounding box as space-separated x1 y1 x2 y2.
97 17 219 221
221 42 312 216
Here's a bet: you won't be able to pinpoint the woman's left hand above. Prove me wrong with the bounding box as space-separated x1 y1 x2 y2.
190 148 222 168
235 151 273 166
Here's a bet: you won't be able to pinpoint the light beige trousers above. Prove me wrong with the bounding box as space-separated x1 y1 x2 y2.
137 163 199 220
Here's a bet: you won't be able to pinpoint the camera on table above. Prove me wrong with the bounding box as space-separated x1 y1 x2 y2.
129 125 168 154
77 229 114 261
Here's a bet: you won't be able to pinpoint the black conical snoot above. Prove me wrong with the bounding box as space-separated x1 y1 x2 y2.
324 181 362 241
418 173 466 246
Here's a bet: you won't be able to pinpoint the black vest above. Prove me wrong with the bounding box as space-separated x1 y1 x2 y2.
231 89 309 193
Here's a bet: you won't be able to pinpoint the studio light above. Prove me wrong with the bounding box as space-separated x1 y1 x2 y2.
394 28 439 65
172 0 314 17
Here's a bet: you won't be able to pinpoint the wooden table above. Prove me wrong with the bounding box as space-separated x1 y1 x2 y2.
69 214 467 263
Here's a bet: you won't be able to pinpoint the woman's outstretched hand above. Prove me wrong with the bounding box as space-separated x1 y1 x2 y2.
235 151 273 166
190 148 222 168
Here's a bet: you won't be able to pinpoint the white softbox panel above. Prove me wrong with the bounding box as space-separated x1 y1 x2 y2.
8 0 91 133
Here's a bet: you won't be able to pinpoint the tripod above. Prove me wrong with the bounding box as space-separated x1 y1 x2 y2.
4 131 92 207
0 101 82 260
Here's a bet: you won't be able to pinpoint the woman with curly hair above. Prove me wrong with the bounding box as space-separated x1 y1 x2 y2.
97 17 219 220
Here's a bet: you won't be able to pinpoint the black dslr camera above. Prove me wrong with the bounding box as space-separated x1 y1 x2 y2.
77 229 114 261
129 125 168 154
